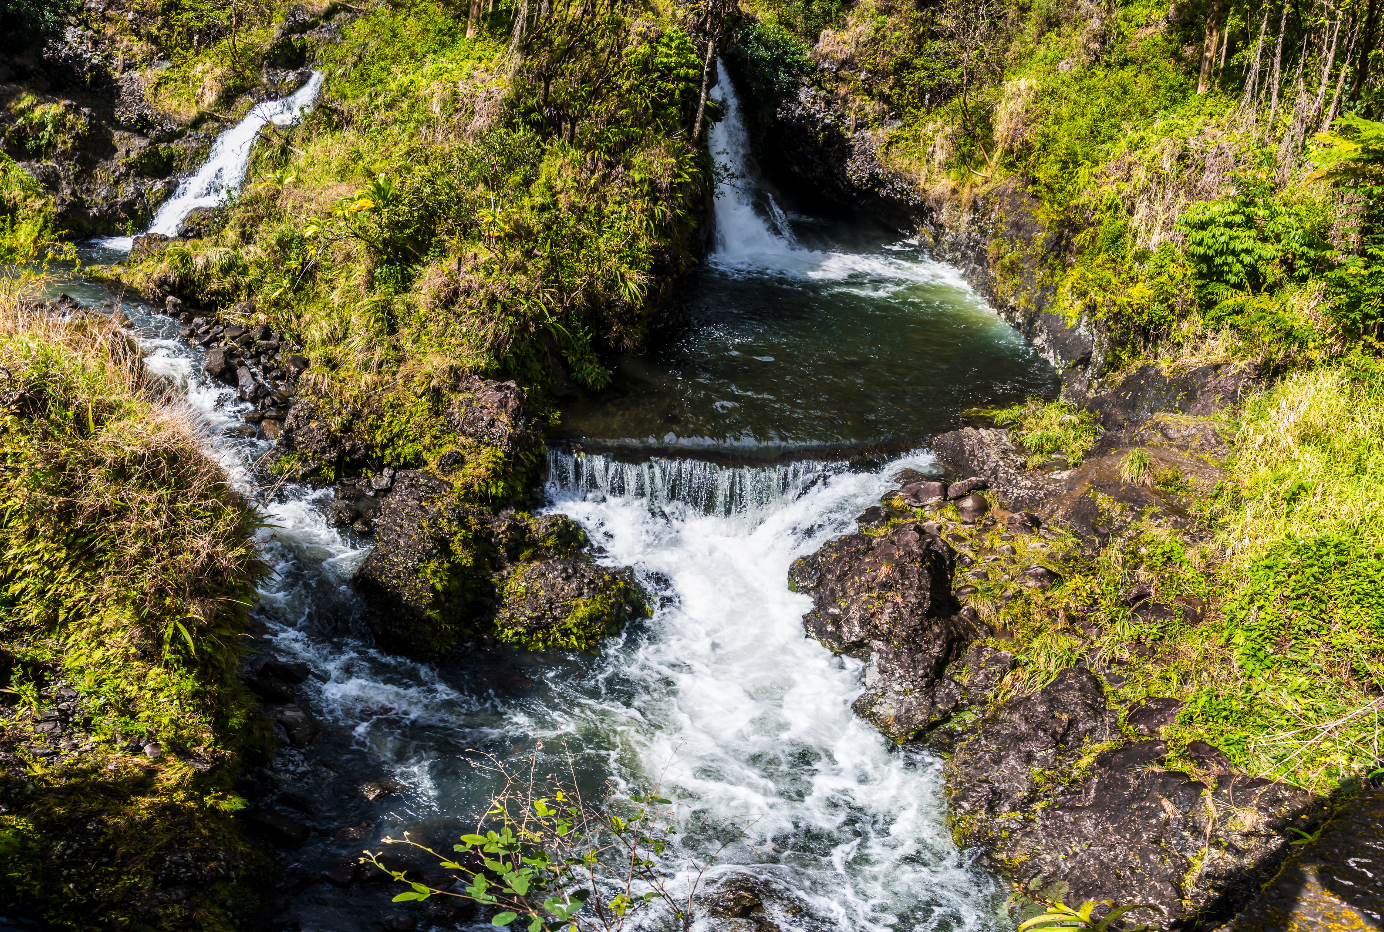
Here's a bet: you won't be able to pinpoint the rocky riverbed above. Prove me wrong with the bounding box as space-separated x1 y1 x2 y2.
785 363 1384 929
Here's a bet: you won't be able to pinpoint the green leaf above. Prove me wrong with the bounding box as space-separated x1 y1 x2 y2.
508 873 531 895
392 892 427 902
492 911 519 926
461 834 487 845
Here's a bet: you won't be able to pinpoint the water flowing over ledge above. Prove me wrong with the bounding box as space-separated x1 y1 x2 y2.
546 449 847 517
98 71 325 252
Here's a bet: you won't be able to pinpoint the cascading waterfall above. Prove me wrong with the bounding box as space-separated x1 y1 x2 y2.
51 55 1028 932
99 71 325 252
547 449 843 516
73 294 1009 932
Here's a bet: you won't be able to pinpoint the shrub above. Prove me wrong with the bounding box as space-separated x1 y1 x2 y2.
993 397 1102 467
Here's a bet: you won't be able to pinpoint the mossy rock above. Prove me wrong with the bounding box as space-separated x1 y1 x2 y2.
494 559 650 651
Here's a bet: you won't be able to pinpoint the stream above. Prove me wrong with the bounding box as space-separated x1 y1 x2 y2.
38 66 1060 932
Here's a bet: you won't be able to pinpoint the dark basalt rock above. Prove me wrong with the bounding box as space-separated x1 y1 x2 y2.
947 668 1322 928
493 559 649 651
354 474 641 660
273 703 320 748
1124 696 1182 737
243 808 311 848
352 471 491 660
931 427 1064 511
789 521 986 742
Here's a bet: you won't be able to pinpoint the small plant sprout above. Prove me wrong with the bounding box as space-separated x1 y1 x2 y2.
1019 899 1164 932
362 744 748 932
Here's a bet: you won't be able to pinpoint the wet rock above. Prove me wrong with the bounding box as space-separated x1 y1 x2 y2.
276 791 315 814
260 659 311 683
1125 697 1181 737
789 521 980 742
953 492 990 523
445 375 536 457
244 807 311 848
899 480 947 506
247 674 296 703
260 418 283 441
360 778 407 801
112 310 133 328
273 704 320 748
204 346 232 379
853 505 890 529
241 410 265 424
351 518 373 535
325 500 357 528
1006 511 1042 534
284 354 309 373
494 559 649 651
1215 785 1382 932
142 741 162 759
369 473 393 492
235 366 258 399
165 296 184 316
946 477 989 499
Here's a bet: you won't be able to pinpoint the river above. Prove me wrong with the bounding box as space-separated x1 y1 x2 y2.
38 66 1057 932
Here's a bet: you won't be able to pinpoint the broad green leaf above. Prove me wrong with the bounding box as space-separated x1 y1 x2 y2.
492 911 519 926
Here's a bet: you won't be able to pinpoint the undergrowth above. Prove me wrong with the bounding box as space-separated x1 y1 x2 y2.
993 397 1102 467
0 278 269 929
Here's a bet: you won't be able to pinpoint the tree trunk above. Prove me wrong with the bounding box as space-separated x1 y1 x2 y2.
1310 12 1342 122
1350 0 1379 101
466 0 481 38
1198 0 1225 93
1323 17 1359 129
691 41 716 143
1242 6 1271 109
1268 2 1290 122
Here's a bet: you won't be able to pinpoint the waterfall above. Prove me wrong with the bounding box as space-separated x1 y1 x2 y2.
100 71 325 252
547 449 843 517
707 64 802 263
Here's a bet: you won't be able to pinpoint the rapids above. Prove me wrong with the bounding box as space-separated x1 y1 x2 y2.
32 61 1047 932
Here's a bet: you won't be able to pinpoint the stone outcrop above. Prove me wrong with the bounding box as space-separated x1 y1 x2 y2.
791 402 1334 927
947 669 1321 926
354 476 650 660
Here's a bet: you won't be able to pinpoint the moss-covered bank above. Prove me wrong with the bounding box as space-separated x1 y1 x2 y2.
0 286 270 930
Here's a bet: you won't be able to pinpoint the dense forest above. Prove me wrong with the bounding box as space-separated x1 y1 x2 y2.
1 0 1382 925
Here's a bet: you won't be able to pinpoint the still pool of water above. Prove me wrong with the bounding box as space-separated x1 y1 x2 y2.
552 72 1056 460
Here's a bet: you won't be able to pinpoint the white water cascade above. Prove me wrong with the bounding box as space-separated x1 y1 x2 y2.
99 71 325 252
54 58 1015 932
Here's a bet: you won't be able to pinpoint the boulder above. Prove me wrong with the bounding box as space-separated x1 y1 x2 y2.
352 471 492 661
494 559 649 651
953 492 990 523
947 668 1323 927
243 808 311 848
789 521 983 742
273 703 320 748
898 480 946 506
204 346 232 379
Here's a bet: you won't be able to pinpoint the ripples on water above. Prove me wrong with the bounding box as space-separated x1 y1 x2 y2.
24 60 1021 930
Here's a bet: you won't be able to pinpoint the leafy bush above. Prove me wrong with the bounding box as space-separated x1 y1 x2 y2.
727 22 813 105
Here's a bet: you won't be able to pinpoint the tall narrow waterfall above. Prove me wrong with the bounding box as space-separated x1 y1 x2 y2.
101 71 325 252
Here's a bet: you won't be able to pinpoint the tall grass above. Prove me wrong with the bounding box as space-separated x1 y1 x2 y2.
0 277 265 745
